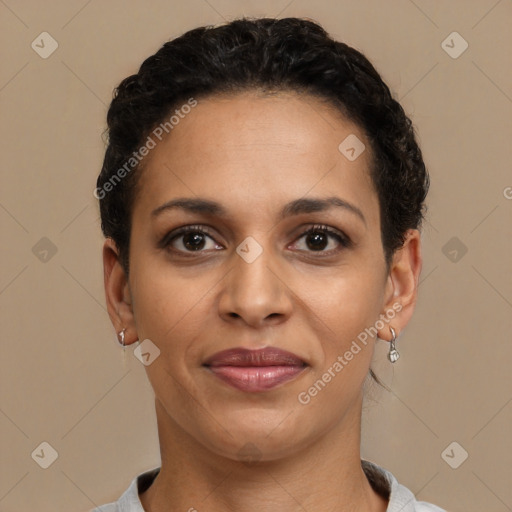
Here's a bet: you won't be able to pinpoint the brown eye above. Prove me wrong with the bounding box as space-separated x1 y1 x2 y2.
181 231 207 251
292 225 351 254
305 230 329 251
161 225 223 253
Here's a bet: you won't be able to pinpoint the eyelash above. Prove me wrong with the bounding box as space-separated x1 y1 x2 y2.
160 223 352 257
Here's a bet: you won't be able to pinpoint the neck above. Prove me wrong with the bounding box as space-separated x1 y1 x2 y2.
140 396 388 512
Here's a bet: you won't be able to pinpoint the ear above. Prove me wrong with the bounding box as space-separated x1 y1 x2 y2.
377 229 423 341
103 238 138 345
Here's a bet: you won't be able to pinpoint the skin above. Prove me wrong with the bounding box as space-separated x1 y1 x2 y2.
103 91 422 512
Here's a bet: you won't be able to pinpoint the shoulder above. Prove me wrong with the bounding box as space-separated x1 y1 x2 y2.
89 467 160 512
362 459 447 512
415 503 447 512
89 505 118 512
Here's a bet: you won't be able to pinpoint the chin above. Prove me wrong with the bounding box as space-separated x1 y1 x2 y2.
197 412 313 463
207 435 303 464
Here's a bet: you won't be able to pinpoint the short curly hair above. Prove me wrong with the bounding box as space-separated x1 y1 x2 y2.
97 17 429 276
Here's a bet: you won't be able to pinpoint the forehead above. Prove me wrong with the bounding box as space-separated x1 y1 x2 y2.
133 91 379 225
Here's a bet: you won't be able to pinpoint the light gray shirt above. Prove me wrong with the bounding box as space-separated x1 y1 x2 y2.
91 460 446 511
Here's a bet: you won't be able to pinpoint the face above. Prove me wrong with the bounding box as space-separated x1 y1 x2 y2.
105 91 418 462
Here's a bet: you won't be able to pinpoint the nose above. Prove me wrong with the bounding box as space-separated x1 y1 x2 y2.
217 242 293 328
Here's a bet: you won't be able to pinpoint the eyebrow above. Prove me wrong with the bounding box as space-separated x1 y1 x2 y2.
151 196 366 225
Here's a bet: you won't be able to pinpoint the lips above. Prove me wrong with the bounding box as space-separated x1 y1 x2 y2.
203 347 308 392
204 347 306 367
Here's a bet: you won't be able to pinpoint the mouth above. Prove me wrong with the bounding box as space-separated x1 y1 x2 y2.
203 347 308 393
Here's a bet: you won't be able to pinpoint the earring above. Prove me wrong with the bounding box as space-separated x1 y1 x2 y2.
388 326 400 363
117 328 128 369
117 328 127 349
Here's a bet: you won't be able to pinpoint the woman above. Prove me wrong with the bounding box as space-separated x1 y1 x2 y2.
93 17 445 512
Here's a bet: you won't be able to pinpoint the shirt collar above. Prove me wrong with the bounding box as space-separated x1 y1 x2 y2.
113 460 422 512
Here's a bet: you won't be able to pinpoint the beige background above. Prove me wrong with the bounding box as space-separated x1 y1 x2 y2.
1 0 511 511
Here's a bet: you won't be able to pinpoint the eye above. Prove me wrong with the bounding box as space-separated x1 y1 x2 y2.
160 223 351 256
291 224 351 254
161 225 223 253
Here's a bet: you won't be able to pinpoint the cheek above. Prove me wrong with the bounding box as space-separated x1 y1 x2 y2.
128 263 212 403
294 275 381 416
297 264 384 337
292 264 385 401
128 258 226 391
129 249 209 337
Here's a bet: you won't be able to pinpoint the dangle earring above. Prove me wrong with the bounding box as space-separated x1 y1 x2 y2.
387 326 400 363
117 328 127 368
